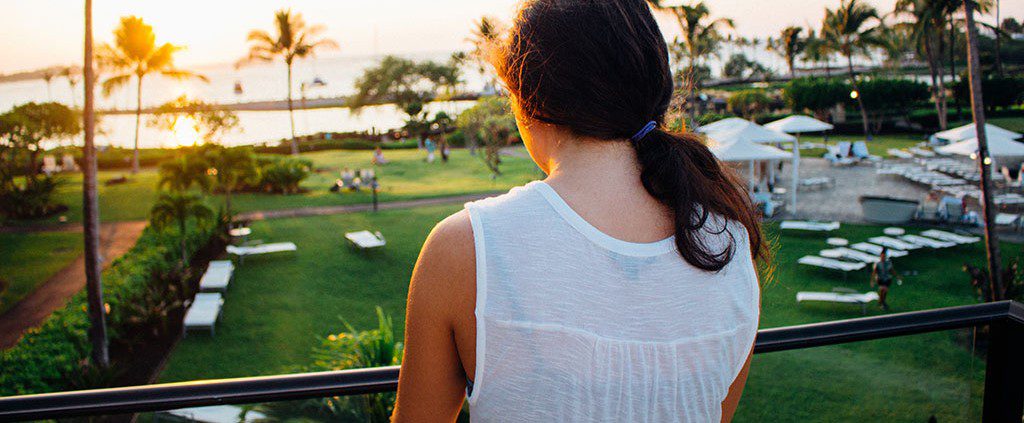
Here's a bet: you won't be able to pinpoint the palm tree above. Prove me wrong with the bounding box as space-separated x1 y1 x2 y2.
82 0 109 369
242 9 338 156
802 30 834 77
822 0 881 140
894 0 952 130
158 155 211 192
769 26 806 78
41 69 55 100
61 66 80 107
97 16 208 174
205 147 256 217
150 192 213 267
876 23 914 72
646 1 733 125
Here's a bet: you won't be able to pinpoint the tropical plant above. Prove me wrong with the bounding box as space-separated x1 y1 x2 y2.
158 155 211 193
260 307 402 422
115 267 187 342
40 69 55 100
466 16 503 83
721 54 768 81
647 1 734 123
952 75 1024 111
150 192 213 266
893 0 954 130
802 29 834 77
768 26 807 77
149 96 240 146
254 156 311 194
822 0 882 139
60 66 80 107
351 56 462 142
854 78 930 132
875 23 915 72
97 16 208 173
242 9 338 156
204 147 257 217
0 102 81 182
456 97 517 177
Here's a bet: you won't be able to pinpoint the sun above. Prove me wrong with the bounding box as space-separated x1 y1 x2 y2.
172 116 201 147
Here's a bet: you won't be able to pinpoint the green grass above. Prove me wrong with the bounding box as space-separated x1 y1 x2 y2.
0 232 83 315
5 149 539 226
159 207 1022 421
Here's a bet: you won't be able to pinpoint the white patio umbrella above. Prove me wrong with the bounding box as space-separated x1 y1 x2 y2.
708 135 792 194
932 123 1022 144
764 115 835 212
937 133 1024 157
700 120 797 143
697 117 750 133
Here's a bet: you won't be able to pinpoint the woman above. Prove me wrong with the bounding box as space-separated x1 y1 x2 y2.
394 0 765 421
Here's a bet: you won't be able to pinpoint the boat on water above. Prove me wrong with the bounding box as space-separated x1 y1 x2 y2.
310 76 327 87
233 81 244 95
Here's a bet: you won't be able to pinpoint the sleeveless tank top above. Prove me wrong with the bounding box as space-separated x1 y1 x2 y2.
463 181 760 422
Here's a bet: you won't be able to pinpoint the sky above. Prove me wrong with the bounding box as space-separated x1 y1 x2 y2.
0 0 1018 74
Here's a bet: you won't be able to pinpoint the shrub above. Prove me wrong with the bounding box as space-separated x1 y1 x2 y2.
953 76 1024 111
727 90 772 119
782 77 850 117
0 176 67 219
253 156 312 194
853 78 930 132
0 221 221 396
253 138 418 154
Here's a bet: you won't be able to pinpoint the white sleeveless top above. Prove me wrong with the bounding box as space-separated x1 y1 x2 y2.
464 181 759 422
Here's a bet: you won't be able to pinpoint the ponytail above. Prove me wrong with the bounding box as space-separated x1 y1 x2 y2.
632 128 766 271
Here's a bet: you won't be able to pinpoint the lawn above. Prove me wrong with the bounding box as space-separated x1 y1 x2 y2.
158 205 1022 421
4 149 539 226
797 134 926 159
0 232 83 315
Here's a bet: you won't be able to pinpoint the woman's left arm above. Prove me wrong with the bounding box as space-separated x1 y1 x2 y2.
392 211 476 422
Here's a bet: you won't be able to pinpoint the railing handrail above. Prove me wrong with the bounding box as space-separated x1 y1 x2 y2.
0 301 1021 422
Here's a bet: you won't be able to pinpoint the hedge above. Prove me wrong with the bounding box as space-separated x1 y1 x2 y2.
0 220 220 395
253 138 418 155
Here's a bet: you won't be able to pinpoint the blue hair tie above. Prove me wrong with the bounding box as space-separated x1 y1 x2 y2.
630 121 657 142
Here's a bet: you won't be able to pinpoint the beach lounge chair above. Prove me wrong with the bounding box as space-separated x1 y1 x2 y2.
780 221 840 232
887 149 914 159
995 213 1020 230
920 229 980 244
199 260 234 292
60 154 79 172
42 155 60 175
798 255 867 272
345 230 386 249
797 290 880 315
868 236 920 251
821 247 881 264
184 293 224 336
166 405 267 423
899 234 956 249
226 242 297 263
850 242 909 258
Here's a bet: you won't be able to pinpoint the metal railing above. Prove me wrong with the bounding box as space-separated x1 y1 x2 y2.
1 301 1022 422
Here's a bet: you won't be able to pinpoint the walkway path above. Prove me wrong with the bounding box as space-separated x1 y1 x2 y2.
0 221 147 348
236 192 502 221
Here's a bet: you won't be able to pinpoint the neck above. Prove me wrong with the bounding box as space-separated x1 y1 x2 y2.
545 138 643 194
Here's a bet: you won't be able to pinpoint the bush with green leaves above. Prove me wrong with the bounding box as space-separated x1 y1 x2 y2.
0 176 66 219
953 76 1024 111
252 156 312 194
0 221 221 395
257 307 402 422
852 78 930 131
782 77 850 117
727 89 773 120
456 97 518 176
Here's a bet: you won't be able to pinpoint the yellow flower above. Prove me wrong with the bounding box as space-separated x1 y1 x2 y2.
327 335 337 341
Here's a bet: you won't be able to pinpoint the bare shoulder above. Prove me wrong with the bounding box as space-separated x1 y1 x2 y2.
408 209 476 318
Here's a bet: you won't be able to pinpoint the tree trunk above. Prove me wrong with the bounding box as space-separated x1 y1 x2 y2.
82 0 109 368
995 0 1004 77
179 219 188 267
131 76 143 174
287 62 298 156
924 40 948 131
225 188 233 219
949 16 963 120
964 0 1003 303
846 54 871 140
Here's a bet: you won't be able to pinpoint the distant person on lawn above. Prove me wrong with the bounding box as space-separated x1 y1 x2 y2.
394 0 763 421
871 247 900 310
372 146 389 165
424 138 437 163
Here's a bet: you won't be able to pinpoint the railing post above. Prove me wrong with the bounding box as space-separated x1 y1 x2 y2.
982 320 1024 422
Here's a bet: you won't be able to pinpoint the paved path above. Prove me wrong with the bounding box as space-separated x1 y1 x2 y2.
237 192 502 221
0 221 147 349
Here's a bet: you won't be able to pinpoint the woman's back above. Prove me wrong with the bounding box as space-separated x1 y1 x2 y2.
465 181 759 422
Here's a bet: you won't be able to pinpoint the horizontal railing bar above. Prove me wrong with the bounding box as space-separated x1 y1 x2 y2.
754 300 1015 353
0 301 1021 421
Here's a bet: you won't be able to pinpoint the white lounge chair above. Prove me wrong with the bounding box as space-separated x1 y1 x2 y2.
345 230 386 249
42 155 60 175
798 255 867 272
780 221 840 232
920 229 980 244
995 213 1020 229
887 149 914 159
184 293 224 336
899 234 956 249
850 242 909 258
821 247 881 263
226 242 297 263
199 260 234 292
797 290 880 314
166 405 266 423
868 236 920 251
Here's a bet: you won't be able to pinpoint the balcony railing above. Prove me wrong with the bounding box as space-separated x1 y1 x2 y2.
1 301 1022 422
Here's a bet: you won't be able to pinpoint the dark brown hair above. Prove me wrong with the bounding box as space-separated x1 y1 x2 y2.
493 0 765 270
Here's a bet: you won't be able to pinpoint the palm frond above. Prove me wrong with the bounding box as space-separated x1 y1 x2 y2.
101 74 132 97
